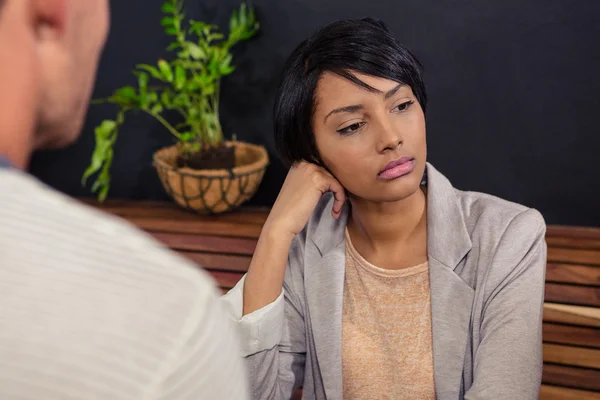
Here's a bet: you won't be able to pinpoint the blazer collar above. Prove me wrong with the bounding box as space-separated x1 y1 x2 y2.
310 162 472 265
305 163 474 400
425 163 472 268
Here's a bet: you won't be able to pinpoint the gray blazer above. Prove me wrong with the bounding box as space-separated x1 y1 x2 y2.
221 163 547 400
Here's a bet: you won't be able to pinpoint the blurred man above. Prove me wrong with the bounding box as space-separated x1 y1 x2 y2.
0 1 248 399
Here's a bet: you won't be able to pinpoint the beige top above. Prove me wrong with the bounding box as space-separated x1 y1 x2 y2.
342 229 436 400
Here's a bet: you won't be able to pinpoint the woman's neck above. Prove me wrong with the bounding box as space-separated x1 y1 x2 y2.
347 187 427 266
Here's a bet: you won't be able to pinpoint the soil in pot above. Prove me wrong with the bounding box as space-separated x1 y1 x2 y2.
176 144 235 170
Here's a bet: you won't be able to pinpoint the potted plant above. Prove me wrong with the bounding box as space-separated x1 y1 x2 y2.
82 0 268 214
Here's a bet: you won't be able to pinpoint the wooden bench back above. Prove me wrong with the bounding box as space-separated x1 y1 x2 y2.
541 226 600 399
90 200 600 400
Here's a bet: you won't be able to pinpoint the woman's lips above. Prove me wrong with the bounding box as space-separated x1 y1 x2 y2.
378 158 415 180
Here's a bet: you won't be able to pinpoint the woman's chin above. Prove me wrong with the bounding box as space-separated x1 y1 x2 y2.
350 182 423 204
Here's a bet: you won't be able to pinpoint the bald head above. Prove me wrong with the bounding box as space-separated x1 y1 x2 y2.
0 0 110 168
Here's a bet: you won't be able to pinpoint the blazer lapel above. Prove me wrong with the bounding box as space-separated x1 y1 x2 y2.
429 258 474 399
304 196 348 400
426 164 475 399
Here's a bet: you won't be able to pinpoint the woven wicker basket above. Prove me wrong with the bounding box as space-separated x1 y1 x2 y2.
153 141 269 214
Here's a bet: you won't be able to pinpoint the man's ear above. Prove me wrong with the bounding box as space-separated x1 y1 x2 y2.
31 0 68 38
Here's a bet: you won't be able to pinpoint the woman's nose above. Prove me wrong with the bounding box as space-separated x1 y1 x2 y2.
376 118 403 153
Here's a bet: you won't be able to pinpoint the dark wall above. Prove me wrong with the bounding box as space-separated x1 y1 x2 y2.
30 0 600 226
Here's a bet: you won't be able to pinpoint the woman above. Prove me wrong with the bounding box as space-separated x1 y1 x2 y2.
221 17 546 400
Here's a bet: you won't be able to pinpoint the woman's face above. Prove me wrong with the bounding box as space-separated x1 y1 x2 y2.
313 71 427 203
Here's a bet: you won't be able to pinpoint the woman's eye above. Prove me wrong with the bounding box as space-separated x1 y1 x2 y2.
394 100 415 112
337 122 364 135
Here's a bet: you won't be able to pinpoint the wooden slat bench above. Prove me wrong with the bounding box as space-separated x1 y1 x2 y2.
88 199 600 400
542 227 600 399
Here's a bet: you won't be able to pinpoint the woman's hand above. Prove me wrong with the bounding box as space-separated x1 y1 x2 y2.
242 162 346 315
264 162 347 239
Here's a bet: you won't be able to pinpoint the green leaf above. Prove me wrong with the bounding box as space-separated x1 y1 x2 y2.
108 87 138 107
167 42 180 51
140 91 157 109
161 17 175 28
98 119 117 138
137 64 163 80
161 2 175 13
98 182 110 202
96 148 113 202
151 104 164 114
186 80 202 91
239 3 247 27
203 85 215 96
173 93 191 108
165 26 178 35
188 107 199 119
174 66 186 90
221 65 235 75
113 86 136 101
219 54 233 74
137 72 149 92
139 94 149 108
189 20 207 36
202 26 214 38
208 57 219 77
158 59 173 82
180 132 194 142
188 43 206 60
82 119 117 185
229 9 238 33
161 91 172 107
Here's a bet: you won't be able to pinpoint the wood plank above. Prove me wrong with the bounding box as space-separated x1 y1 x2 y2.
548 248 600 266
208 270 244 290
178 251 251 273
131 218 262 238
547 226 600 241
546 237 600 251
543 343 600 369
545 283 600 307
150 232 257 255
542 364 600 392
540 385 600 400
543 323 600 348
546 264 600 286
544 303 600 328
81 198 270 225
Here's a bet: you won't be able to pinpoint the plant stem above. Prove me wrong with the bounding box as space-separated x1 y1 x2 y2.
91 98 110 105
215 80 223 144
142 109 182 140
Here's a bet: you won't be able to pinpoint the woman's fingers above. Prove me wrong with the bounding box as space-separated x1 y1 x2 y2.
325 175 346 218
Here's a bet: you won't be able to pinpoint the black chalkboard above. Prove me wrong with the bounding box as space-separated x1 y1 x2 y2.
30 0 600 226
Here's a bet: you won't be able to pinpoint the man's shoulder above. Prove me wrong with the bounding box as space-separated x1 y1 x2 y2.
0 170 218 297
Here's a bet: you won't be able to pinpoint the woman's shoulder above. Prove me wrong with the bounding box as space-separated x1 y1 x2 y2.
455 188 545 234
455 189 547 301
454 189 546 289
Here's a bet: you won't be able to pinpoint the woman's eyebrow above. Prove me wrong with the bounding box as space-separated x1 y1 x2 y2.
383 83 405 100
323 84 406 123
324 104 364 123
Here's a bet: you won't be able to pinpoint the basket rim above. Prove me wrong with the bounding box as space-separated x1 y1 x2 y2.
152 141 269 178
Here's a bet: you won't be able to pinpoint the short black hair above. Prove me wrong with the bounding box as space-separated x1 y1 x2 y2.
273 18 428 168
